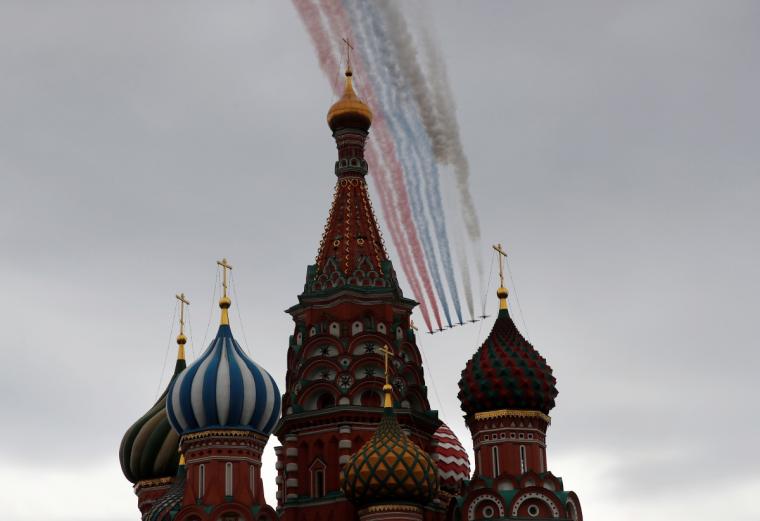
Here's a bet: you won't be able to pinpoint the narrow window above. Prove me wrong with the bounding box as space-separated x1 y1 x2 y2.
538 448 544 472
225 462 234 496
520 445 527 474
491 446 500 477
250 464 256 497
198 464 206 498
477 449 482 476
315 469 325 498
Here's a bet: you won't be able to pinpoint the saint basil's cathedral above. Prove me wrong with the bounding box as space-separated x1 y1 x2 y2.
119 60 584 521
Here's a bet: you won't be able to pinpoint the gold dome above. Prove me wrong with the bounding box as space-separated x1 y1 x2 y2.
327 68 373 132
340 388 438 506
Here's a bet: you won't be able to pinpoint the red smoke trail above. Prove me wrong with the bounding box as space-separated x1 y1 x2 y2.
319 0 443 331
291 0 437 332
365 143 433 331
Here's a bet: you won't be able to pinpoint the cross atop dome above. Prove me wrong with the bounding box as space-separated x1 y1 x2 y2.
175 292 189 359
217 257 233 325
492 243 509 310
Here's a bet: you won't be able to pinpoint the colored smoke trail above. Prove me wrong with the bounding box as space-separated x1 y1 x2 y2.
347 0 457 327
361 1 465 325
417 18 487 313
293 0 441 331
376 0 479 321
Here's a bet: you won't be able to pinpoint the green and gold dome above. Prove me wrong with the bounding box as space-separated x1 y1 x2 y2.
341 385 438 506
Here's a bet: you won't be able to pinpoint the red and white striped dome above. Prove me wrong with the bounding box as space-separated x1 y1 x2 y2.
431 422 470 493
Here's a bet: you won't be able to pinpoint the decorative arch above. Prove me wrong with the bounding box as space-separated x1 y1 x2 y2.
309 458 327 498
352 359 384 381
348 334 388 355
304 339 342 359
208 502 254 521
509 489 562 519
300 383 339 411
349 380 386 406
300 359 341 382
466 493 506 521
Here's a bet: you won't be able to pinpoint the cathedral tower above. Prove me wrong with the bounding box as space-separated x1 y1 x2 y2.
164 261 281 521
119 295 187 517
452 246 583 520
273 63 443 521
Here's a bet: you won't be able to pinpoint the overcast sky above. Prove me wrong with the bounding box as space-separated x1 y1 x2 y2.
1 1 758 520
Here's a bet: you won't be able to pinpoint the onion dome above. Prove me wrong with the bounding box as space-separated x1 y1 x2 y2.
145 455 186 521
327 66 373 132
119 338 186 483
166 269 281 435
341 385 438 506
458 286 558 416
431 423 471 493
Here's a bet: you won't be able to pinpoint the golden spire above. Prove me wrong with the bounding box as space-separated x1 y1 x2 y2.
327 37 373 131
380 344 394 408
492 243 509 310
217 258 233 325
179 453 186 466
175 293 190 360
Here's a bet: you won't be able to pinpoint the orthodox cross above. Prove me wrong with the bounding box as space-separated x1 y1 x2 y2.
217 258 233 298
379 344 393 385
342 36 354 70
175 292 190 336
492 243 508 288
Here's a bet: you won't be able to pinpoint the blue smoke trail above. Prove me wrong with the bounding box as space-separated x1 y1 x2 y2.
360 1 464 325
343 0 456 327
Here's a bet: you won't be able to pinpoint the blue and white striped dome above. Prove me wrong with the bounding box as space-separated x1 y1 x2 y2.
166 322 281 435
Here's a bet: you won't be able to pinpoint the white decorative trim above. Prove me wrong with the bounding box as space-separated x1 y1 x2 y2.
467 494 505 521
511 491 560 518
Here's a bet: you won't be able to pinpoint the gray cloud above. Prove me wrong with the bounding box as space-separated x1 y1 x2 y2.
0 1 758 520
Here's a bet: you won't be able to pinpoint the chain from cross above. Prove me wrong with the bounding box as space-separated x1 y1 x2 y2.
379 344 393 385
175 293 190 335
342 36 353 70
492 243 508 288
217 258 233 298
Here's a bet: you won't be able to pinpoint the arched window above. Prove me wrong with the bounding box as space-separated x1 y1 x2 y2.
538 448 544 472
198 463 206 498
316 392 335 409
249 464 256 497
310 459 327 498
352 321 363 335
520 445 527 474
377 323 386 335
225 462 234 496
314 469 325 498
329 322 340 337
360 390 381 407
491 446 500 477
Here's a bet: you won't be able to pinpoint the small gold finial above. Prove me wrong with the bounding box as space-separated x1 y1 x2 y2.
179 453 186 466
380 344 394 408
175 293 190 360
216 258 233 325
492 243 509 310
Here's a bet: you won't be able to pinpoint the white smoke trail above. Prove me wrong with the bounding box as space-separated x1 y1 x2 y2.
377 0 481 321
